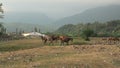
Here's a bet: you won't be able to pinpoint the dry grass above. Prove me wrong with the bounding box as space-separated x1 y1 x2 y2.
0 38 120 68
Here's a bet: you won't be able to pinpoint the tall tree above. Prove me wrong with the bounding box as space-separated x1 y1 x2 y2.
0 3 4 35
34 27 38 32
16 28 18 35
81 29 94 41
0 3 4 18
0 3 4 29
0 23 4 35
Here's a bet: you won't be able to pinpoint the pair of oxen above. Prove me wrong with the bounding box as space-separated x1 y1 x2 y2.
102 37 120 44
40 35 73 45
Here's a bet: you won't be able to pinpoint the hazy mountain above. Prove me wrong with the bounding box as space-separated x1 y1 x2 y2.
4 23 55 33
53 5 120 28
3 12 53 25
2 12 54 32
2 5 120 32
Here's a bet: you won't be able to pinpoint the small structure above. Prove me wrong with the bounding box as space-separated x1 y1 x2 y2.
22 32 44 38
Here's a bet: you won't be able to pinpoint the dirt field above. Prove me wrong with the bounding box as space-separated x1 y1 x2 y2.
0 38 120 68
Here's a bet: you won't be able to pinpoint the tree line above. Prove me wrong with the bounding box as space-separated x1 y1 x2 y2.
55 20 120 37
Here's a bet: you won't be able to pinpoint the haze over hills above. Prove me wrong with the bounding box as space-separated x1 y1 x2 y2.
2 12 54 32
53 5 120 28
1 5 120 32
3 12 53 25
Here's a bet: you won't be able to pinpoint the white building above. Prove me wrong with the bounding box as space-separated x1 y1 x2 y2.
22 32 44 37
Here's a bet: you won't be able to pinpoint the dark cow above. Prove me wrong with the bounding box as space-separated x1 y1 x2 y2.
59 36 73 45
40 35 59 44
107 37 120 44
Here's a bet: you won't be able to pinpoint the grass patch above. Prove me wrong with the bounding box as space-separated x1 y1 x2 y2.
113 59 120 67
72 41 88 45
72 37 90 45
0 39 43 52
0 44 41 52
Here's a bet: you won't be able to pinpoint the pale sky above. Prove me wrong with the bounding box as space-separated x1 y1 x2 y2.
1 0 120 19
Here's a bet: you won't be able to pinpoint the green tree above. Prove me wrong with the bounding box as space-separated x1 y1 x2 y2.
0 3 4 35
34 27 38 32
19 29 22 35
0 23 6 35
81 29 94 41
0 3 4 18
16 28 18 35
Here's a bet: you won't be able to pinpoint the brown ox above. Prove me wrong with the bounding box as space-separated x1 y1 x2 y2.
108 37 119 41
107 37 120 44
59 36 73 45
41 35 59 44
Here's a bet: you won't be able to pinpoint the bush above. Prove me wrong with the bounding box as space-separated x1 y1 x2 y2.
81 29 94 41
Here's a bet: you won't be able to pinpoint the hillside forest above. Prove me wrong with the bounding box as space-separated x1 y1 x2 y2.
55 20 120 37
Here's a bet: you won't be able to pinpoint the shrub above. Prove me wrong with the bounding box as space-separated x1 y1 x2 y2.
81 29 94 41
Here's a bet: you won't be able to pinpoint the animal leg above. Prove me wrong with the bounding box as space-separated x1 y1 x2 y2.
44 39 47 44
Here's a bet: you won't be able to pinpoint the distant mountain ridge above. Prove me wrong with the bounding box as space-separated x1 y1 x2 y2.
2 12 55 32
53 5 120 27
3 12 53 25
2 5 120 32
